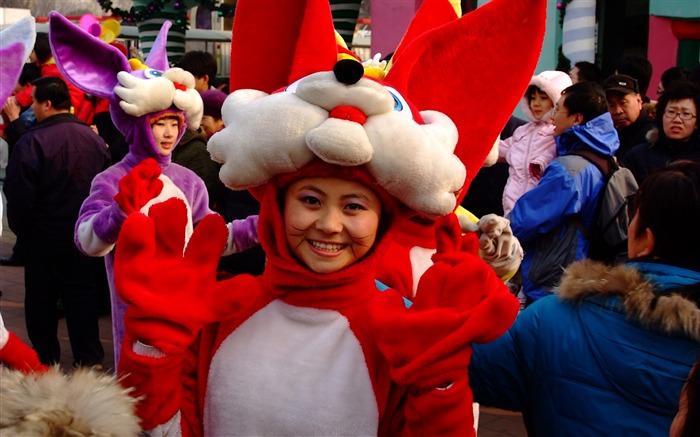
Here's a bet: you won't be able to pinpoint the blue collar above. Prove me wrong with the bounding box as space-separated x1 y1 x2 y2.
627 261 700 292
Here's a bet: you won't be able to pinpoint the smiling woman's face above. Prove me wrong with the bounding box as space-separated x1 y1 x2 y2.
283 177 382 274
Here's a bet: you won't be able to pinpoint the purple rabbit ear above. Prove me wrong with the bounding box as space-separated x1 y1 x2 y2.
0 16 35 104
49 11 131 99
143 20 172 71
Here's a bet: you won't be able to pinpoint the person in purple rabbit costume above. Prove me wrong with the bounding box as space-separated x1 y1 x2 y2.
48 12 260 370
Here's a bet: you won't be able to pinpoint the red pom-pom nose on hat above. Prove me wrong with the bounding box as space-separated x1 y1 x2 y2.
329 105 367 124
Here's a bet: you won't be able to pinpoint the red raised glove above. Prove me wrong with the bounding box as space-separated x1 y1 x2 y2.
370 215 517 436
114 198 258 355
369 214 518 388
114 158 164 214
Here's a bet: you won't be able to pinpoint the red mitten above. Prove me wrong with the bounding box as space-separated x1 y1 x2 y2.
114 158 164 214
369 215 518 435
0 331 49 373
114 198 258 355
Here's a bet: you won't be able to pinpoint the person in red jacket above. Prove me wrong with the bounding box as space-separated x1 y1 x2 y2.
12 33 87 123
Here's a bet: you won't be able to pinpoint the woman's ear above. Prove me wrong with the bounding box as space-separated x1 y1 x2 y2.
636 227 655 257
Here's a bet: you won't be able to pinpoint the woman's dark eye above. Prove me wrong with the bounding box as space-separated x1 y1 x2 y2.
301 196 320 206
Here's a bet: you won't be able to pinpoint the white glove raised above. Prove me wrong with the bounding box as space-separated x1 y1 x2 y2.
458 213 523 278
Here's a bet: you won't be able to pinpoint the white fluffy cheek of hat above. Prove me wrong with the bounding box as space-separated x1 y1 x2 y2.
366 109 465 216
165 68 203 130
114 68 203 129
208 89 325 189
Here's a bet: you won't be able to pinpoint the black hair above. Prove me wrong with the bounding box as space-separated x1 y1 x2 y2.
33 32 52 64
660 66 689 92
689 62 700 88
174 51 217 86
632 161 700 272
210 76 229 94
559 81 608 123
573 61 602 84
525 85 548 103
615 55 653 96
18 62 41 86
653 80 700 142
31 76 72 111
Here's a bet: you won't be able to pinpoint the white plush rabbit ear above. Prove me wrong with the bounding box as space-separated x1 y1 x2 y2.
49 11 131 99
0 16 35 104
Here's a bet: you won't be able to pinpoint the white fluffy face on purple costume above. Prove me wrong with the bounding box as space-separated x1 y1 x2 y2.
207 67 466 217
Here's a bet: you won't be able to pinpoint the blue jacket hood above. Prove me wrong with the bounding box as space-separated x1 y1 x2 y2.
555 112 619 157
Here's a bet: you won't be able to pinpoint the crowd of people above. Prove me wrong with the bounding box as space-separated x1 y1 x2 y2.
0 0 699 435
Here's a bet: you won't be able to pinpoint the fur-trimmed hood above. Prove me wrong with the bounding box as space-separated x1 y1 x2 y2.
0 366 141 436
557 260 700 342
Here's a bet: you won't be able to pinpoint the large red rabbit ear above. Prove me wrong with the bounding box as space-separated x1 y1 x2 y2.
229 0 338 93
386 0 547 203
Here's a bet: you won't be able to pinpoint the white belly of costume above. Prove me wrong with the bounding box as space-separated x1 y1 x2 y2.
204 300 379 436
409 246 436 297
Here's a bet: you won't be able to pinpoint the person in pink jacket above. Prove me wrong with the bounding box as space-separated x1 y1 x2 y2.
499 70 573 215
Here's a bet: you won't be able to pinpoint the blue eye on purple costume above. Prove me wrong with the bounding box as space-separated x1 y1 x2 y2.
144 68 164 79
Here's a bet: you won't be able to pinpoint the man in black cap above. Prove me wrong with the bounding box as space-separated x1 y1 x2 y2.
603 74 656 159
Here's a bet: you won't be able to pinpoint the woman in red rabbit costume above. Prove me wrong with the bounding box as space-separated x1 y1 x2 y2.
113 0 546 435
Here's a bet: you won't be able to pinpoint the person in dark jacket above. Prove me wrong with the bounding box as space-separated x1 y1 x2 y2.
603 74 656 159
509 81 618 304
623 80 700 185
3 76 110 367
470 161 700 437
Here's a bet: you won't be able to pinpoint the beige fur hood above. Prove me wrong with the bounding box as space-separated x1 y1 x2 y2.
0 366 141 436
556 260 700 342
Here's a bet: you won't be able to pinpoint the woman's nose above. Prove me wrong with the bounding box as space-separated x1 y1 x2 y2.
315 209 343 234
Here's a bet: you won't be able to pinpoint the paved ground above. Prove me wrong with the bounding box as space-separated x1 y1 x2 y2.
0 190 527 436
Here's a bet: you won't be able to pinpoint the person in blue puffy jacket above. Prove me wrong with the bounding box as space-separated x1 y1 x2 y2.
508 81 619 304
470 161 700 437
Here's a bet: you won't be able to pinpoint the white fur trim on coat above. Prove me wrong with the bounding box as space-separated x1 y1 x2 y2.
0 367 141 436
